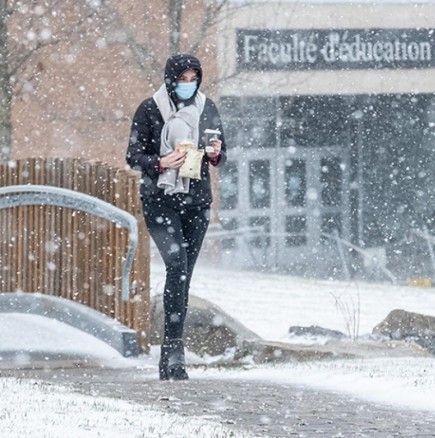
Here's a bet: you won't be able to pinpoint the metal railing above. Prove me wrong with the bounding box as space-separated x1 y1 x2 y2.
0 185 138 301
207 223 398 283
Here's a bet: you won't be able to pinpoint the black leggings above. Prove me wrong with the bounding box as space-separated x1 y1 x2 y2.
142 201 210 341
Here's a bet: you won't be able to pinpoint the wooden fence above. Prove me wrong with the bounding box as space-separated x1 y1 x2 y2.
0 157 150 351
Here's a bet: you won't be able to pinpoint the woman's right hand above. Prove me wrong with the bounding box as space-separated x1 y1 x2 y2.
160 151 187 169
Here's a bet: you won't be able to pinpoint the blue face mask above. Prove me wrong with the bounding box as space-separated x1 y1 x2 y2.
175 81 198 100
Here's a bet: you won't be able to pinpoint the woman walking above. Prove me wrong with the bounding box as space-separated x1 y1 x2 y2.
126 53 227 380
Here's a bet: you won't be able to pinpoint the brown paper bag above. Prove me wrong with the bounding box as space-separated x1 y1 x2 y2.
177 142 204 179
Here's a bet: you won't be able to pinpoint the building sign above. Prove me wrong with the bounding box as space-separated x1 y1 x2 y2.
237 29 435 71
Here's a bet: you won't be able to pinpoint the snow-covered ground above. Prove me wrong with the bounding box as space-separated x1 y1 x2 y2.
1 261 435 436
151 260 435 413
0 378 246 438
169 262 435 342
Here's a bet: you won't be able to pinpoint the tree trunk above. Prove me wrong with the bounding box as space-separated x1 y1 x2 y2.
168 0 183 54
0 2 12 163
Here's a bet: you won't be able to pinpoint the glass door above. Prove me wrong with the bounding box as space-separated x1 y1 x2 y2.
218 147 277 268
219 146 350 271
276 147 350 270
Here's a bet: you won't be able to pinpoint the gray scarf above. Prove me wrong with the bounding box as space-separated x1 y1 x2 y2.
153 84 206 194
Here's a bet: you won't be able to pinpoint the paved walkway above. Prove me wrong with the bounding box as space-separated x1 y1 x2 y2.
2 366 435 437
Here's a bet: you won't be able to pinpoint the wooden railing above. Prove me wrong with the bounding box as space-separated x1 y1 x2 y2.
0 157 150 351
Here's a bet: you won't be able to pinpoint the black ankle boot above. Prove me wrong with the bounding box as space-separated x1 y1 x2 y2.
159 344 170 380
167 338 189 381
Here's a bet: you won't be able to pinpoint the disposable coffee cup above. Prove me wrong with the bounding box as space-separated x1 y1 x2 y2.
204 129 221 153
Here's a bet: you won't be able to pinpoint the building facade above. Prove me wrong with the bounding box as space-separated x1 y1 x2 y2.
215 1 435 280
9 1 435 281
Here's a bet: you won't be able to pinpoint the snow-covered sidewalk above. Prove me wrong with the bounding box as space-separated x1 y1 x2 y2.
0 378 247 438
200 357 435 413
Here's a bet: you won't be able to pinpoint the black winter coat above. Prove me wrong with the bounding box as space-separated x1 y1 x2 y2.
126 96 227 209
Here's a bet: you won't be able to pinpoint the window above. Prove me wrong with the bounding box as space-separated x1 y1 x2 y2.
280 95 351 147
285 215 307 247
249 160 271 209
220 96 277 149
285 159 306 207
321 214 342 240
249 216 270 248
321 157 343 207
219 161 238 210
220 218 238 250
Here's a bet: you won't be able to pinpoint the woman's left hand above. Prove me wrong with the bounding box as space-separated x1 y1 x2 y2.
206 139 222 159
